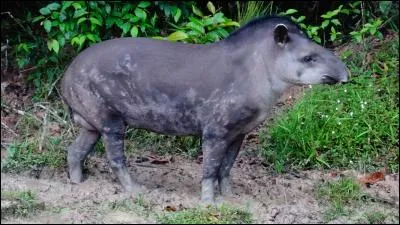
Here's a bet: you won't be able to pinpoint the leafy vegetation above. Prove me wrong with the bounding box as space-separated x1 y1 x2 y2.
316 177 365 221
260 35 399 173
1 190 45 217
158 2 240 44
157 204 252 224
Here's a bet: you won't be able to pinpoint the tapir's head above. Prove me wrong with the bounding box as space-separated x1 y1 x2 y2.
227 16 350 85
267 18 349 85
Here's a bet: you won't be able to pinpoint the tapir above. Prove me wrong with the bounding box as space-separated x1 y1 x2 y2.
61 16 349 204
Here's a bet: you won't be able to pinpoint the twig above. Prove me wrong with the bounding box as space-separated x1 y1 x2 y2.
47 68 66 98
1 104 42 123
4 39 8 72
38 111 48 153
35 103 67 125
19 66 38 73
1 120 18 136
1 11 36 40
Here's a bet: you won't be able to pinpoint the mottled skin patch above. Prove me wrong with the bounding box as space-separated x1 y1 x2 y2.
61 16 349 204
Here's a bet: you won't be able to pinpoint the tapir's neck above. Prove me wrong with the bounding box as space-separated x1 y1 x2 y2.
218 38 291 106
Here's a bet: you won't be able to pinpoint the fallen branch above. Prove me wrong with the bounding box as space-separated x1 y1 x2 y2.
1 120 18 136
38 111 48 153
35 103 68 125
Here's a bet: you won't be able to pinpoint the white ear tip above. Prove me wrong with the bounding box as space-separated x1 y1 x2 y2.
274 23 288 30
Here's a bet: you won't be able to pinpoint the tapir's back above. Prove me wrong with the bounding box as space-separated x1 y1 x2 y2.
62 37 234 102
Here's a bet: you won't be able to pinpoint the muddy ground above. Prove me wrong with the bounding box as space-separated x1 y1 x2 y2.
1 148 399 224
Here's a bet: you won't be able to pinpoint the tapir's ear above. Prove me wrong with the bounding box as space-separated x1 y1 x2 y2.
274 24 289 46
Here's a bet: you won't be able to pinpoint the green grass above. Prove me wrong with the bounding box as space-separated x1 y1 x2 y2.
316 178 365 221
157 204 252 224
125 128 201 158
360 211 387 224
1 101 74 172
1 190 45 218
236 1 274 25
260 35 399 173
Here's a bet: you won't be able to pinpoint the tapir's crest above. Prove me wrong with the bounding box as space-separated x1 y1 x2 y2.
61 15 349 204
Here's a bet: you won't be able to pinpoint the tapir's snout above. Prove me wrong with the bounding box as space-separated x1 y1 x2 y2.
338 68 350 84
322 70 349 84
322 59 350 85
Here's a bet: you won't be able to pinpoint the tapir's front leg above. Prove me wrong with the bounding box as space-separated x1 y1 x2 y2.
201 135 229 204
218 134 245 197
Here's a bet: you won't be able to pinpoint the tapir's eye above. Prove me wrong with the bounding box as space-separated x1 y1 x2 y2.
303 55 314 63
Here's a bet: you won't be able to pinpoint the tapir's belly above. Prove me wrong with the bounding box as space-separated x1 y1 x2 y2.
113 97 204 136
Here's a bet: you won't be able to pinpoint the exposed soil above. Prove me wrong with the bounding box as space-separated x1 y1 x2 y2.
1 150 399 224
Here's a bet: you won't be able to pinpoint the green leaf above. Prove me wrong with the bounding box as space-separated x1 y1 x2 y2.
341 9 350 15
39 7 51 15
134 8 147 20
79 35 86 46
167 31 188 41
152 36 165 40
221 21 240 27
130 16 140 23
138 1 151 8
331 26 336 33
105 4 111 14
72 2 82 9
376 31 383 40
47 3 60 11
379 1 391 16
90 17 102 26
187 22 205 33
58 35 65 47
59 23 66 32
321 20 329 29
59 12 67 22
130 26 138 37
151 13 157 26
43 20 52 33
71 36 79 45
52 39 59 54
331 19 341 26
212 12 225 23
296 16 306 23
284 9 298 15
314 36 321 43
192 5 203 17
321 13 331 19
122 4 133 14
207 1 216 14
77 17 87 24
73 9 88 18
86 33 96 42
121 22 131 35
105 17 116 28
47 39 53 50
32 16 44 23
174 8 181 23
61 1 73 12
215 28 229 38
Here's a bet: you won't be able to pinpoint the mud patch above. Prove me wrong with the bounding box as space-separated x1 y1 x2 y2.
1 151 398 224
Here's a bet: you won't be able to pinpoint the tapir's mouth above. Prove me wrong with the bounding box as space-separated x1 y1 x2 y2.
322 75 340 84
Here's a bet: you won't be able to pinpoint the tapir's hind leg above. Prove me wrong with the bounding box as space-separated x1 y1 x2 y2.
68 128 100 183
102 118 142 193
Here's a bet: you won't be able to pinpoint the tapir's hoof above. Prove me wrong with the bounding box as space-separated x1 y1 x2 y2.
219 178 233 197
123 183 145 194
69 169 84 184
200 196 215 207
